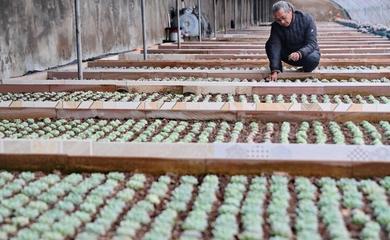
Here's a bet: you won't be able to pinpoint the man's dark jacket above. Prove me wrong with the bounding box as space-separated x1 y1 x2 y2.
266 10 320 72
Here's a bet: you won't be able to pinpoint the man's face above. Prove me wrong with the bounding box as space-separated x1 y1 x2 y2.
273 9 292 27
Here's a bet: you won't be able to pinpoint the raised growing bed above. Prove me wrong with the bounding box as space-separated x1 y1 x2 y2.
0 118 389 145
0 171 389 240
88 59 390 69
1 91 390 104
46 68 390 81
81 65 390 73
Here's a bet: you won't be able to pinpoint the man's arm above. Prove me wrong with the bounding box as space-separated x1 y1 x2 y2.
267 24 282 72
297 14 318 58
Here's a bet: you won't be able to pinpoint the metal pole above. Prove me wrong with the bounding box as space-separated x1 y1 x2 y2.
176 0 181 49
240 0 243 29
141 0 147 60
224 0 227 34
244 0 247 28
250 0 252 25
253 0 255 25
213 0 217 38
243 0 246 28
74 0 83 80
198 0 202 42
254 0 256 25
247 0 250 26
234 0 236 29
262 0 266 22
257 0 262 24
257 0 261 25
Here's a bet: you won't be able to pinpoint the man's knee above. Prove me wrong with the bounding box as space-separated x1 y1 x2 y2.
302 51 320 72
265 40 271 53
306 51 320 63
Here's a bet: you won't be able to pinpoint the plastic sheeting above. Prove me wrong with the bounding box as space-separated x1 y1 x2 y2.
331 0 390 26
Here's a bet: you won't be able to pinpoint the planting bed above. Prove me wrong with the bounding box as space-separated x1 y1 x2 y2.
1 91 390 104
85 66 390 72
0 118 389 145
126 77 390 83
41 77 390 83
0 171 389 240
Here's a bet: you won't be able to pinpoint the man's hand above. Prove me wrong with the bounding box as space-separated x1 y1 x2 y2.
268 71 278 81
288 52 301 62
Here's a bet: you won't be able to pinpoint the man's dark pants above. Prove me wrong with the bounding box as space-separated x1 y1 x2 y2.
265 41 320 72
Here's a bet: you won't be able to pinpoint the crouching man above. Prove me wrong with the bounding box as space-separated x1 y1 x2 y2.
266 1 321 81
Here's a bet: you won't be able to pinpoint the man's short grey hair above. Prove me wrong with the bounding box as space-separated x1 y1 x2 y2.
272 1 295 14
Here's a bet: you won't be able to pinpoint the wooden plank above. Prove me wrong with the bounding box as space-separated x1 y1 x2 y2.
223 33 370 37
182 40 390 45
122 53 390 60
3 80 390 95
158 44 390 50
2 101 390 122
0 108 57 119
0 84 51 93
225 31 364 35
47 70 390 81
216 35 383 40
215 38 385 43
0 140 389 177
217 32 381 37
145 48 390 55
226 31 366 34
0 84 121 93
88 59 390 69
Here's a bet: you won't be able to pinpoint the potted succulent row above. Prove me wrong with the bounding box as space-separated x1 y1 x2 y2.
143 176 198 240
212 176 248 239
1 118 389 145
113 175 171 239
180 175 219 239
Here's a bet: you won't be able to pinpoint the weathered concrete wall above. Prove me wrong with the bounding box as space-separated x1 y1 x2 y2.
0 0 256 80
0 1 76 80
290 0 348 21
331 0 390 25
0 0 171 80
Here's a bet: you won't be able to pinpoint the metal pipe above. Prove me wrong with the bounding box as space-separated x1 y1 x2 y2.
253 0 256 25
262 0 266 22
252 0 254 24
243 0 248 29
248 0 251 26
257 0 261 24
198 0 202 42
254 0 256 25
213 0 217 38
74 0 83 80
176 0 181 49
240 0 244 30
250 0 252 25
256 0 258 24
234 0 236 29
244 0 247 28
141 0 147 60
259 0 262 22
240 0 243 29
224 0 227 34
